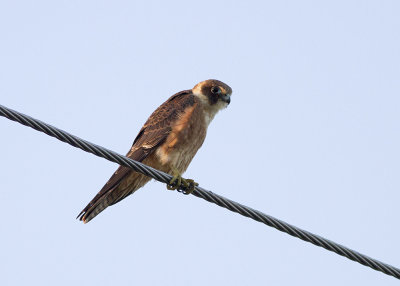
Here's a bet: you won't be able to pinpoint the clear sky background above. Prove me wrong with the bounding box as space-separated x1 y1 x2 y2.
0 1 399 285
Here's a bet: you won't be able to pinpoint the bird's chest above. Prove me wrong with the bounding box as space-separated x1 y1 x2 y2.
173 117 206 159
156 104 207 173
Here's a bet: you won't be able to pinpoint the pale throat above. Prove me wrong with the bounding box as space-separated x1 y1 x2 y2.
202 102 225 126
192 90 228 127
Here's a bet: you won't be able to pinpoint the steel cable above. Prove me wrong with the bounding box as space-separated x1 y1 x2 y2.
0 103 399 280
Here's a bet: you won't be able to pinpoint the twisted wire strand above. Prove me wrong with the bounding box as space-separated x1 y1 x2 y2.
0 103 399 280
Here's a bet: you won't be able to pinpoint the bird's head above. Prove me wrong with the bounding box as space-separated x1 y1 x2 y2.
192 79 232 110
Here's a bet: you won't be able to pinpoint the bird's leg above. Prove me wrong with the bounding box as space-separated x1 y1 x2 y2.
167 167 182 191
166 167 198 195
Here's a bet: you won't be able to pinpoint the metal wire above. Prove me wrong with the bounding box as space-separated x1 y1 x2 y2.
0 103 399 280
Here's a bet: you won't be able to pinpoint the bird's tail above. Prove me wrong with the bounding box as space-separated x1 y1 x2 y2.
77 189 115 223
77 170 151 223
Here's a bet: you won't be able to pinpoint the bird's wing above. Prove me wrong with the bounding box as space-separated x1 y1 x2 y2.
77 90 195 222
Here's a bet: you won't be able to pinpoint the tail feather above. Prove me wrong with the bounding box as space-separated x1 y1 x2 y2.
77 171 152 223
77 186 118 223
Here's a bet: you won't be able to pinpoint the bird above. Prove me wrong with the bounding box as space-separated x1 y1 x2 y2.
77 79 232 223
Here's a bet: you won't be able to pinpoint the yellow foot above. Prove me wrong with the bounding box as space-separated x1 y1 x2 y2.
167 173 198 195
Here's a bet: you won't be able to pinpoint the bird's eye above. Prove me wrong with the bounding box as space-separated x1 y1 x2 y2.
211 86 221 94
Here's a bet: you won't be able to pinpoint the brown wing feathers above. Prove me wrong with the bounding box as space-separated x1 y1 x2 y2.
77 91 195 223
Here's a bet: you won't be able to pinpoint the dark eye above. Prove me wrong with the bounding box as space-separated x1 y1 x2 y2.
211 86 221 94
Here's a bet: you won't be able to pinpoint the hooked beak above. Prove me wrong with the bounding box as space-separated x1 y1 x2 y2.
221 94 231 105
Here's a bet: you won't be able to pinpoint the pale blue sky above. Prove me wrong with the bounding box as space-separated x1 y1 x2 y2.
1 1 399 285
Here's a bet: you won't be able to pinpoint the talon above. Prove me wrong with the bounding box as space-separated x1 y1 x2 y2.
166 167 198 194
181 179 198 195
167 174 181 190
166 183 176 190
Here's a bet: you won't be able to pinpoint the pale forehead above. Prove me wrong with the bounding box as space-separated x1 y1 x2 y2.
193 79 232 94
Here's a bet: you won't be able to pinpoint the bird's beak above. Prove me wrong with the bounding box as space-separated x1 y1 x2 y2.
221 94 231 105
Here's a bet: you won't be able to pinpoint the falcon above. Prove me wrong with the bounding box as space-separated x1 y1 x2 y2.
77 79 232 223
